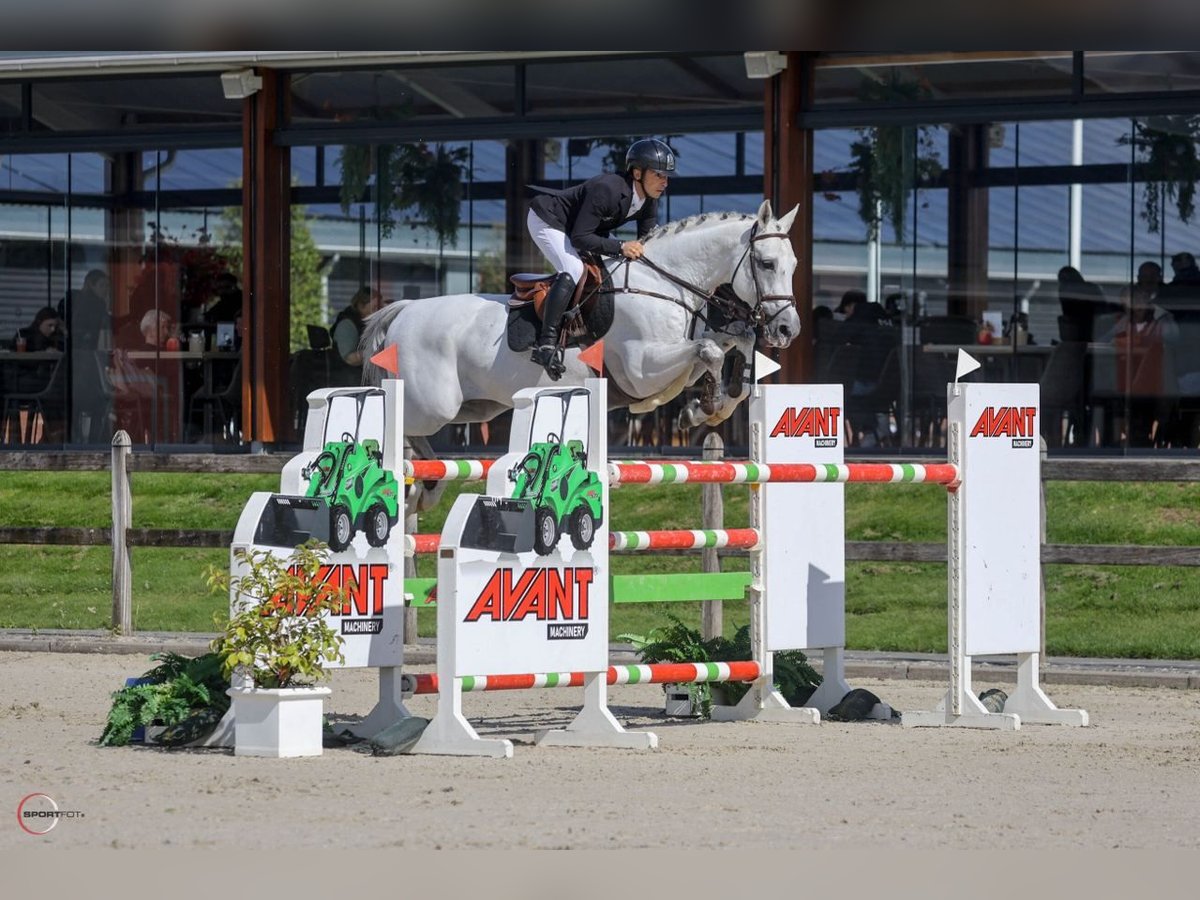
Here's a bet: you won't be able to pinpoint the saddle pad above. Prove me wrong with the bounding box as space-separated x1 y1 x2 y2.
506 290 615 353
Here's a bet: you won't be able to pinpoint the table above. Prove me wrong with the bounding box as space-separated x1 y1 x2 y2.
0 350 64 443
124 350 240 443
922 343 1053 382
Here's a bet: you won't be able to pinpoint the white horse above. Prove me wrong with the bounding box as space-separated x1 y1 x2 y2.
361 199 800 441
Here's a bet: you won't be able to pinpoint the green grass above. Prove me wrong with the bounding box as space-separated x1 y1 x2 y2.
0 472 1197 659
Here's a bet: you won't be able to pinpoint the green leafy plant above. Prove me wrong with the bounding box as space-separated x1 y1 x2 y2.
99 651 229 747
847 73 942 241
1120 116 1200 231
206 540 347 689
338 142 469 246
619 615 821 719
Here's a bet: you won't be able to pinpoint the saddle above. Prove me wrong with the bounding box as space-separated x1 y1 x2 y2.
505 260 615 353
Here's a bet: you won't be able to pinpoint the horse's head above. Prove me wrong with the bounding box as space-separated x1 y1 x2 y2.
729 200 801 349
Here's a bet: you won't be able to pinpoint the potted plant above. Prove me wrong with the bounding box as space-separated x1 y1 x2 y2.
206 540 347 758
1120 115 1200 232
844 73 942 242
619 616 821 719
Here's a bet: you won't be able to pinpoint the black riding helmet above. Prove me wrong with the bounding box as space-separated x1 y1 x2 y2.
625 138 678 178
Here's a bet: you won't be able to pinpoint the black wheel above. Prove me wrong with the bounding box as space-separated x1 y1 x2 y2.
329 504 353 552
533 507 559 556
569 507 595 551
365 503 391 547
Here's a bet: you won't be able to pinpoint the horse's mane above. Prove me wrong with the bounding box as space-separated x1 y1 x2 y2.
642 211 755 245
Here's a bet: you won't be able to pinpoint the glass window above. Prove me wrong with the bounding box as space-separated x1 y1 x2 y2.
31 75 242 132
288 65 517 126
814 53 1074 106
526 55 758 117
0 83 20 136
1084 52 1200 94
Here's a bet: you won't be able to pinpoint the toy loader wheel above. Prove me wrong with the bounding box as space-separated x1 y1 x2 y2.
533 506 559 556
569 507 595 551
365 503 391 548
330 504 354 552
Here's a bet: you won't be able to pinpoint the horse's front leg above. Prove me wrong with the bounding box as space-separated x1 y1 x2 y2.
626 337 725 414
679 335 756 429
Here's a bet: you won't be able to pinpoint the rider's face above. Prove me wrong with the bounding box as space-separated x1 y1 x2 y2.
640 168 670 199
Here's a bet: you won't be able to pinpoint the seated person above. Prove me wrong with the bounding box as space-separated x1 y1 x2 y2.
1100 285 1179 446
14 306 66 353
9 309 68 432
330 287 382 386
203 272 243 324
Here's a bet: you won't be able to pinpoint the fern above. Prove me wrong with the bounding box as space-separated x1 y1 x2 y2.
619 616 821 718
99 652 230 747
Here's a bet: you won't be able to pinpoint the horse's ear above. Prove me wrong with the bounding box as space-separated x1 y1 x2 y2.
756 199 773 227
776 204 800 234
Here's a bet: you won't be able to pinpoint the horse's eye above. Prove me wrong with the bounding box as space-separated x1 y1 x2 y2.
760 258 776 271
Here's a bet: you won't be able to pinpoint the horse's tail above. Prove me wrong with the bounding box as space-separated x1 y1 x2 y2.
359 300 409 387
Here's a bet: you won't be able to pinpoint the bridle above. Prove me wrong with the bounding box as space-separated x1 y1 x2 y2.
595 221 797 335
728 222 797 327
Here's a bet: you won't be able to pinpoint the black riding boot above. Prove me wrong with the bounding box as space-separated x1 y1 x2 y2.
530 271 575 380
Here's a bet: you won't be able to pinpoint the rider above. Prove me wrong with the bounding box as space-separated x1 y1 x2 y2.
526 138 677 379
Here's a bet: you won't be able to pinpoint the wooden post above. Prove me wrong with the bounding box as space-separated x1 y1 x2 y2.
111 430 132 635
402 442 419 644
701 431 724 640
1039 435 1048 660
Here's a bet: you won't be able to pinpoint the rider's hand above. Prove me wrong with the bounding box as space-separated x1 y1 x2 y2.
621 240 644 260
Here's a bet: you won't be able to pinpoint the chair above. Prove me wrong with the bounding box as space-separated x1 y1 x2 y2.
1058 315 1087 344
306 324 332 351
846 346 901 447
188 360 242 443
917 315 978 346
1 355 67 444
1039 342 1086 447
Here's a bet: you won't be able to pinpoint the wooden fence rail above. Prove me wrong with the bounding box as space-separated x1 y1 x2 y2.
0 435 1197 635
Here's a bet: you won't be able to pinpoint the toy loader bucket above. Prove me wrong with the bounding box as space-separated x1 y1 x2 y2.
462 495 535 554
252 495 331 548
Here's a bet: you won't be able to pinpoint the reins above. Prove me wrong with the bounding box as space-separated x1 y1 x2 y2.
592 221 797 337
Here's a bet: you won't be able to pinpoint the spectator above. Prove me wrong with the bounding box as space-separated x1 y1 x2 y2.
330 287 382 386
15 306 66 353
1058 266 1120 343
1136 261 1164 299
203 272 243 324
66 269 113 443
1102 285 1179 446
1157 251 1200 315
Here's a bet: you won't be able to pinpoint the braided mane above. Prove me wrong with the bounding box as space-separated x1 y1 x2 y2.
643 211 755 244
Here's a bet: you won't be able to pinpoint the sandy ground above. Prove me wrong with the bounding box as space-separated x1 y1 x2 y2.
2 649 1199 850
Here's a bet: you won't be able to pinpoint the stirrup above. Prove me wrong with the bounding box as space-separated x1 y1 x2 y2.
531 344 565 381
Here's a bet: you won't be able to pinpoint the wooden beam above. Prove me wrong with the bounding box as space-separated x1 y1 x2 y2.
243 69 292 445
766 52 814 384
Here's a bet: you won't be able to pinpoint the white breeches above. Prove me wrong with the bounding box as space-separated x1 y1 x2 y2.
527 210 586 283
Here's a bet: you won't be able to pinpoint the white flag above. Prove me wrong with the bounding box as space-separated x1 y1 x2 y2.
955 348 982 382
754 350 781 382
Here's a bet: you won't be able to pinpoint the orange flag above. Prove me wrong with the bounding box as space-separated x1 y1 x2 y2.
579 340 605 376
369 344 399 375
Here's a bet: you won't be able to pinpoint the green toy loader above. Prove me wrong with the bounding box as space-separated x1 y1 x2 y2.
301 431 401 551
463 388 602 556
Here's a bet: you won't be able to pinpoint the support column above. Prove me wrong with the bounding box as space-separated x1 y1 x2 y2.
946 124 990 322
505 139 542 278
766 52 814 385
243 69 292 446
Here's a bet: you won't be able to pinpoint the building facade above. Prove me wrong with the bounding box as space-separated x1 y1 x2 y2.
1 51 1197 454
